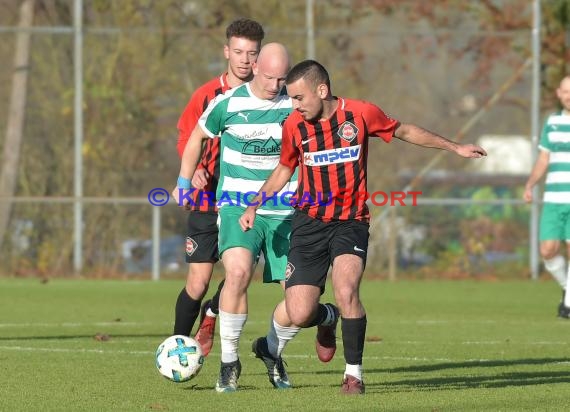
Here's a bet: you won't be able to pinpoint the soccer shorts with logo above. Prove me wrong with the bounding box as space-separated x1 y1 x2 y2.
539 203 570 241
218 206 291 283
185 211 219 263
285 210 369 292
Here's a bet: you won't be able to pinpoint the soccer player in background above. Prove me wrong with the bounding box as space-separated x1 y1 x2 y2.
524 75 570 319
240 59 487 394
172 18 265 356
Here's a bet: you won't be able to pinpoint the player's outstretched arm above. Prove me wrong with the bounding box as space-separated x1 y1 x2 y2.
239 163 294 231
172 125 209 207
523 150 550 203
394 123 487 158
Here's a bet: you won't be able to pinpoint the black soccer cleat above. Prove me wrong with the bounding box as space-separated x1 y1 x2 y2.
215 359 241 393
251 337 291 389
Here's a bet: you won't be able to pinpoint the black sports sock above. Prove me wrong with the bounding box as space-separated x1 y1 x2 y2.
306 303 337 328
173 288 201 336
209 279 225 315
341 316 367 365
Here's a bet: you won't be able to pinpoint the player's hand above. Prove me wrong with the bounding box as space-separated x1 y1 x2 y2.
523 186 533 203
192 169 209 190
239 207 257 231
456 144 487 158
172 186 188 208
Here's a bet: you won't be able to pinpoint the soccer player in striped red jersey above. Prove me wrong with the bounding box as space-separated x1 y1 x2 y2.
172 19 264 357
240 59 487 394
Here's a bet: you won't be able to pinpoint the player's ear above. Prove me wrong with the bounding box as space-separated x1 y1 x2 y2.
317 83 328 98
223 44 230 60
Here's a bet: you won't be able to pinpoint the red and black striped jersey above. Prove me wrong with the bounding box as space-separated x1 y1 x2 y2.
176 73 229 212
280 97 398 222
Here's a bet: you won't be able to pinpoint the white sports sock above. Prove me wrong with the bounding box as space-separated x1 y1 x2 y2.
344 363 363 381
544 255 567 288
266 319 300 358
219 310 247 363
564 265 570 308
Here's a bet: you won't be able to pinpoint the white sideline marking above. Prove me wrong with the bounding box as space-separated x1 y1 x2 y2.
0 322 166 328
1 346 569 366
380 340 569 345
0 346 487 363
0 346 152 355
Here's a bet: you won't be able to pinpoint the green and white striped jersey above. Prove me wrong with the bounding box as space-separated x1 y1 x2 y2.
539 111 570 203
198 83 297 218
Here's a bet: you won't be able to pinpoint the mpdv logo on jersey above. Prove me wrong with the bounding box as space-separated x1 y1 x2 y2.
303 144 361 166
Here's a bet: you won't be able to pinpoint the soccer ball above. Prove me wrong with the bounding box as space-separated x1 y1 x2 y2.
155 335 204 382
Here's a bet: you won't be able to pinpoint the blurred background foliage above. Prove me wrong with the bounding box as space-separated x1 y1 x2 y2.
0 0 569 278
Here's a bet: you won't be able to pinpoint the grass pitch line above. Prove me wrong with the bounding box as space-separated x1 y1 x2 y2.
0 345 461 363
0 320 271 328
0 321 168 328
0 345 153 355
4 346 569 366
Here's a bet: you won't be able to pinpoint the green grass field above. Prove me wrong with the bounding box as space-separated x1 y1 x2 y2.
0 277 569 411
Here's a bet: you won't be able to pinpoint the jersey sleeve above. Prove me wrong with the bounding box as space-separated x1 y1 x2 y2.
538 115 553 152
198 94 228 139
176 93 205 158
363 102 399 143
279 117 300 172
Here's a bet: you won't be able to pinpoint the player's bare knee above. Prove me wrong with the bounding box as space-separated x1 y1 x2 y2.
334 286 358 307
223 268 250 293
185 282 208 300
285 301 314 326
540 242 560 259
288 311 313 327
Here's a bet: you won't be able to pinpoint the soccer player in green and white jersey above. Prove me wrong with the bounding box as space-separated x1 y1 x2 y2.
524 75 570 318
173 43 305 392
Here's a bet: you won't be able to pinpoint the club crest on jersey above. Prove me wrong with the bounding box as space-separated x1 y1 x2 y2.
338 121 359 142
186 237 198 256
285 262 295 281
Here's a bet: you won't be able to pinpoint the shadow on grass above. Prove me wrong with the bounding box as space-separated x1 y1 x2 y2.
182 384 258 392
380 357 570 373
293 357 570 377
365 358 570 393
366 370 570 393
289 358 570 393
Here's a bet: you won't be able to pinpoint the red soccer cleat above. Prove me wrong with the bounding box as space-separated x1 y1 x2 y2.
341 374 365 395
315 305 338 363
194 300 216 356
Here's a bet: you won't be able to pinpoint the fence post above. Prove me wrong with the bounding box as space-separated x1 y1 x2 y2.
73 0 84 275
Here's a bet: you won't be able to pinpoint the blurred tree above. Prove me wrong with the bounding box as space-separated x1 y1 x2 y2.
0 0 34 253
0 0 568 275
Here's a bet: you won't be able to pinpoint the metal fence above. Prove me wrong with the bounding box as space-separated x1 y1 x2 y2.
0 0 544 279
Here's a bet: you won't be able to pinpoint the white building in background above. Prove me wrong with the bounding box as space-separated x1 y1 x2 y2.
473 135 532 175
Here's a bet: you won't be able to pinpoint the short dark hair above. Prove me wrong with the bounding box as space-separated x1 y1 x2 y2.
286 60 330 89
226 18 265 43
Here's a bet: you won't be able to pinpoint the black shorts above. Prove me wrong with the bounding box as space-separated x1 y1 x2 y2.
285 210 369 292
185 211 219 263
